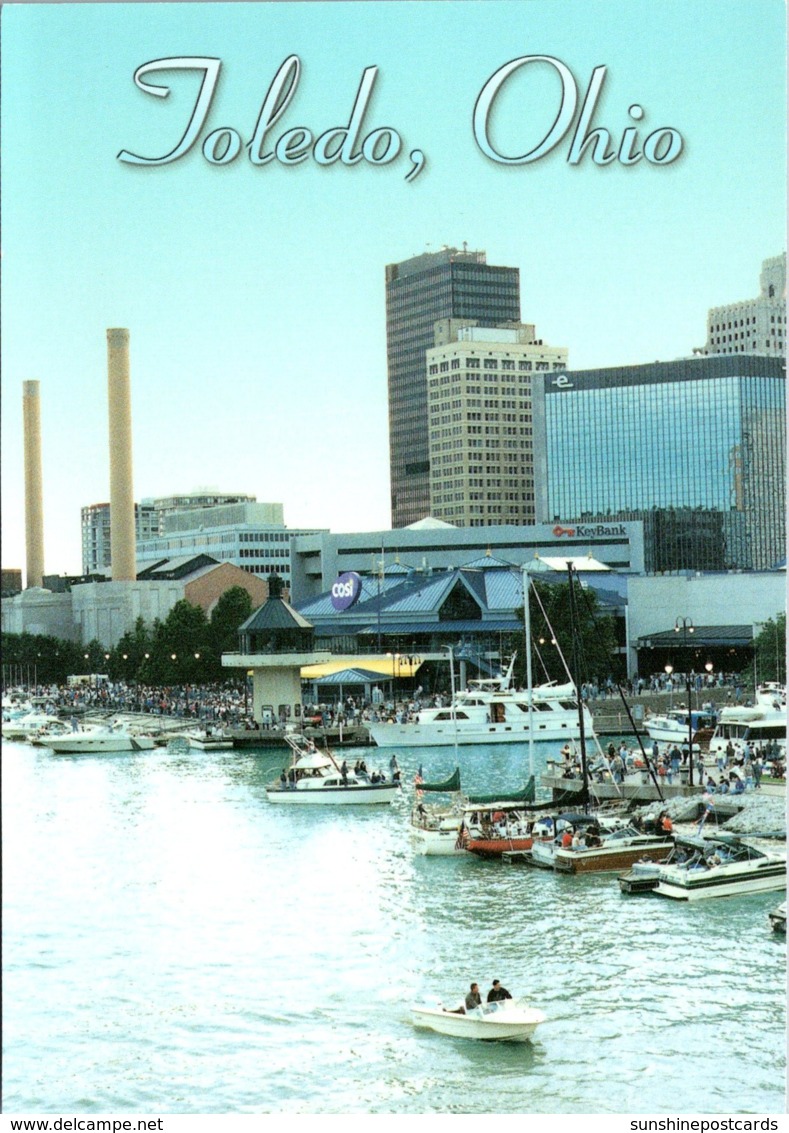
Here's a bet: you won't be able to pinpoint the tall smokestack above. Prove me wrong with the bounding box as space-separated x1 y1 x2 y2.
23 380 44 589
106 328 136 581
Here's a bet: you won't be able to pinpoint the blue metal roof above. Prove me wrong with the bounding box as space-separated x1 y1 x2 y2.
462 554 516 569
312 667 386 685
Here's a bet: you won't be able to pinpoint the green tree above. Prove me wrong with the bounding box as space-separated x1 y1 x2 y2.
751 613 786 685
1 632 85 685
110 617 153 682
142 601 212 684
210 586 253 655
515 578 619 688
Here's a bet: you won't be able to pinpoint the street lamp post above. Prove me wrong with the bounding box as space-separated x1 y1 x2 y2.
674 618 695 785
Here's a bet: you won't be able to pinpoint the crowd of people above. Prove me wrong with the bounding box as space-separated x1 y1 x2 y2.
8 679 254 728
557 734 784 787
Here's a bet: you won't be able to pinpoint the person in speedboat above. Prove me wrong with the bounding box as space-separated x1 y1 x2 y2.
465 983 482 1011
487 980 512 1003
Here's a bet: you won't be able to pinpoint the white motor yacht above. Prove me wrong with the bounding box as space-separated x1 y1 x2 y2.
370 656 594 748
708 684 786 761
47 725 156 754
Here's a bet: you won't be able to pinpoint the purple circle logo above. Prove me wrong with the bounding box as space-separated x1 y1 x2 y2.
330 571 362 611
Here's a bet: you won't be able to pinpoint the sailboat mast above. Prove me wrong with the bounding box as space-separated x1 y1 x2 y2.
445 644 459 764
566 563 589 812
522 567 535 779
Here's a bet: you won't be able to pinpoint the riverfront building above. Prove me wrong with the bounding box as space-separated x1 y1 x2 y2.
697 254 786 358
135 501 326 586
385 246 521 528
81 492 257 575
289 519 644 604
426 321 567 527
542 354 786 572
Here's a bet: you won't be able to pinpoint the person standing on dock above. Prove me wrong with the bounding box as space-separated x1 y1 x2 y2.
697 793 715 834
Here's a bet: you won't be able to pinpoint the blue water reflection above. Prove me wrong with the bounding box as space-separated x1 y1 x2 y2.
3 739 784 1114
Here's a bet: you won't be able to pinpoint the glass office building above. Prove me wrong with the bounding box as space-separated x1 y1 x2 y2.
385 247 520 528
544 355 786 571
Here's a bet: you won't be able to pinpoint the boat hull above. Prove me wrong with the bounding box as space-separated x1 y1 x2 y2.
410 824 465 855
553 839 672 874
654 862 787 901
618 863 662 893
412 1001 546 1042
47 734 156 754
369 719 588 747
265 784 399 805
465 836 534 858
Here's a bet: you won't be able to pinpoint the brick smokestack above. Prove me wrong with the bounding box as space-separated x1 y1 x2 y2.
22 380 44 589
106 328 136 581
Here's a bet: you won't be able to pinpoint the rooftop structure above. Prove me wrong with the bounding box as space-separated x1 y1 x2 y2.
697 253 786 357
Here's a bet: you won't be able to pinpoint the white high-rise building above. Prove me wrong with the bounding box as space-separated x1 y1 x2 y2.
81 491 258 574
426 320 567 527
699 253 786 357
81 502 159 575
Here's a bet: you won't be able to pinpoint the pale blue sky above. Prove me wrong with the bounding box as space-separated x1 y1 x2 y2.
1 0 785 575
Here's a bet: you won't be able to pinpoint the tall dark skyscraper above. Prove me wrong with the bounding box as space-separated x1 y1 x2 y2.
385 246 521 528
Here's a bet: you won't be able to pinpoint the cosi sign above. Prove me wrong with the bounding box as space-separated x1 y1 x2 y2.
552 523 627 538
330 571 363 611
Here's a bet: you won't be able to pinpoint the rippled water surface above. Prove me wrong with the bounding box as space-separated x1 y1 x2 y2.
3 739 785 1114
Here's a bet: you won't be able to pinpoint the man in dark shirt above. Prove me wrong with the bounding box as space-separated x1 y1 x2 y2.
487 979 513 1002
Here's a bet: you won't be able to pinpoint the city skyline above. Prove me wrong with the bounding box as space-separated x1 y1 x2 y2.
1 1 785 577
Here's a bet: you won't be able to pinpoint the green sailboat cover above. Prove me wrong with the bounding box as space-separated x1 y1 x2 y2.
466 775 536 805
420 768 462 793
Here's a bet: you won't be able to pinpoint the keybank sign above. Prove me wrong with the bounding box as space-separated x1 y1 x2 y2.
330 571 363 611
552 523 627 538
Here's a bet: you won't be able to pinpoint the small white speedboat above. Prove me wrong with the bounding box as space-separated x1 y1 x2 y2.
183 728 233 751
652 836 786 901
412 997 546 1042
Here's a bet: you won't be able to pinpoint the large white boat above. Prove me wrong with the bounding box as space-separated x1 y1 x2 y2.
652 835 786 901
644 708 715 748
265 735 400 805
47 725 156 754
707 684 786 760
369 657 594 748
411 997 546 1042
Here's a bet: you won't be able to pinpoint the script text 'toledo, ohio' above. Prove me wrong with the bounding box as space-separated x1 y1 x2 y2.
117 54 684 176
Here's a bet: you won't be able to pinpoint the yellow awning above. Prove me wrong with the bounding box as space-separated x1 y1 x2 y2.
301 656 422 679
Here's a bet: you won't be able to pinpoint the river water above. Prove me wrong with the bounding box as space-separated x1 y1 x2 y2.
3 737 785 1114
